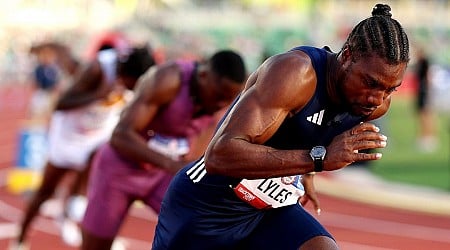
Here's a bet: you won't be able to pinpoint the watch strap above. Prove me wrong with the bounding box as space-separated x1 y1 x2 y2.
313 159 324 172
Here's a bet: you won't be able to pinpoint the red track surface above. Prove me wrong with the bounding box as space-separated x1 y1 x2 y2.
1 85 450 250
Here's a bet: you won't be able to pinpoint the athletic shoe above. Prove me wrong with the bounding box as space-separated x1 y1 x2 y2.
61 219 82 247
66 195 88 222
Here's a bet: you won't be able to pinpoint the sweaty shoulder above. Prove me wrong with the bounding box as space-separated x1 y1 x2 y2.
252 50 317 114
134 61 182 105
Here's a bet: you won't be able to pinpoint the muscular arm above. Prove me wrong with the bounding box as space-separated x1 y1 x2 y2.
55 61 110 110
110 63 182 170
205 51 318 179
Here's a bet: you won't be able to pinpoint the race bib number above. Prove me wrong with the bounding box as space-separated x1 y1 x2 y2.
147 134 189 160
233 176 305 209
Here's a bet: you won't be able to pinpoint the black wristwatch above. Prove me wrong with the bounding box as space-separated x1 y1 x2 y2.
309 146 326 172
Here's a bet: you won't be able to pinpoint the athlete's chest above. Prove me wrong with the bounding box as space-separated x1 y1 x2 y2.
266 98 363 149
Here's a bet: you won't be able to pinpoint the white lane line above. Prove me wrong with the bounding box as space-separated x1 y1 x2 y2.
320 212 450 243
0 223 19 239
316 175 450 217
129 202 157 221
0 198 154 248
0 223 154 250
115 236 152 250
0 200 60 235
0 200 23 221
338 241 398 250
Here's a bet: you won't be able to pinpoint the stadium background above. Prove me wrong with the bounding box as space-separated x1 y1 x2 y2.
0 1 450 249
0 0 449 79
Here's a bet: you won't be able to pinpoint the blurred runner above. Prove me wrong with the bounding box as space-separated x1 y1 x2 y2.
81 49 247 250
414 47 437 152
12 43 155 250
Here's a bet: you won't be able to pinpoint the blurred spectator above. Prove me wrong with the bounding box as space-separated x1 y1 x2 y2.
28 44 60 122
414 47 437 152
28 42 82 122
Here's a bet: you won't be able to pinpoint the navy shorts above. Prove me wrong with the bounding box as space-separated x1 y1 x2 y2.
153 164 334 250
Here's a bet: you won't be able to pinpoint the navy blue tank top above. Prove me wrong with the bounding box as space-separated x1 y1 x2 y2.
264 46 365 149
185 46 365 186
157 47 367 249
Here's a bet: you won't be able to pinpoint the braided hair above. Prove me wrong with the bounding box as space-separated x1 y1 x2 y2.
343 4 409 64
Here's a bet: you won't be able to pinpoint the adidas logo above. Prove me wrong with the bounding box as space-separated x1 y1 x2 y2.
306 109 325 125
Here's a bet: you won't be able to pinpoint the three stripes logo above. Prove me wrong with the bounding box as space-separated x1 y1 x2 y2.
186 156 207 183
306 109 325 125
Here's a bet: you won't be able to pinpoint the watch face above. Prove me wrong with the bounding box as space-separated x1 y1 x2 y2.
311 146 326 159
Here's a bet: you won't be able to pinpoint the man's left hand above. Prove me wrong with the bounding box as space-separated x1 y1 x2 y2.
299 173 321 215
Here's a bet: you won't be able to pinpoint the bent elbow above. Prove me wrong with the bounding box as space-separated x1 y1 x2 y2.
204 136 244 176
204 150 220 175
109 127 124 151
204 144 229 175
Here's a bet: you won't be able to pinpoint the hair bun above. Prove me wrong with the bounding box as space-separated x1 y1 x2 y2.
372 4 392 17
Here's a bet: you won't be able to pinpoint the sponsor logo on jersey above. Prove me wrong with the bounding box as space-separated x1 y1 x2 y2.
306 109 325 125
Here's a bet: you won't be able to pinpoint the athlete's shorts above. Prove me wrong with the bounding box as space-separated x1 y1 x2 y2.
47 110 117 170
153 163 334 250
82 143 173 239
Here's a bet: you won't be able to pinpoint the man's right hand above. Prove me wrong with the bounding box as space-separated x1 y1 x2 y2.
324 122 387 171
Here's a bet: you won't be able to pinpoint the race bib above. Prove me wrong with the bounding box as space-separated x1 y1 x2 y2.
147 134 189 160
233 175 305 209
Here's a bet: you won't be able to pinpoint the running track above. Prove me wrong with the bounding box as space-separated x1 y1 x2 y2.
1 85 450 250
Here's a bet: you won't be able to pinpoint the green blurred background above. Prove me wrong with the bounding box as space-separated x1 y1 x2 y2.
370 96 450 191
